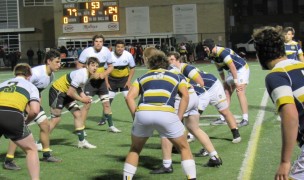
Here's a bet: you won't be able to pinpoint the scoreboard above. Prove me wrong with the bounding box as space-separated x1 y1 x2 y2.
62 0 119 33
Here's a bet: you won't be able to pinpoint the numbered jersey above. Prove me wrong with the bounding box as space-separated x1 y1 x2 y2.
0 77 39 111
132 69 188 113
30 65 54 92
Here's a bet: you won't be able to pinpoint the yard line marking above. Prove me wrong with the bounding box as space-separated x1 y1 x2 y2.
238 90 269 180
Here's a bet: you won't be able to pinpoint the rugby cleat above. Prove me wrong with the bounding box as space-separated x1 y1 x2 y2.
108 126 121 133
210 118 227 126
3 161 21 170
195 148 209 157
150 165 173 174
203 156 222 167
78 140 97 149
238 119 249 127
41 156 62 162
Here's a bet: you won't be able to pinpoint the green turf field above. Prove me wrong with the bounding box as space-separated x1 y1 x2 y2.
0 61 298 180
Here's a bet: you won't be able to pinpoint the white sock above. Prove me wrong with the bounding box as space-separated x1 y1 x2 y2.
181 159 196 179
209 151 218 158
123 163 137 180
219 115 225 121
243 114 248 121
163 159 172 168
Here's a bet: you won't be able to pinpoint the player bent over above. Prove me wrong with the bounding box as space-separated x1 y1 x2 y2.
49 57 99 149
0 63 40 179
4 50 62 170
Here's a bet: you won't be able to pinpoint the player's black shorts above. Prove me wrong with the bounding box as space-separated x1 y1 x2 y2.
84 79 108 96
49 86 75 109
0 107 31 141
108 76 129 92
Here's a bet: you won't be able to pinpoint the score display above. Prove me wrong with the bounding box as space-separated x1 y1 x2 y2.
62 0 119 33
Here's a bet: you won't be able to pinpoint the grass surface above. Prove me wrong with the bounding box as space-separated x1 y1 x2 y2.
0 61 298 180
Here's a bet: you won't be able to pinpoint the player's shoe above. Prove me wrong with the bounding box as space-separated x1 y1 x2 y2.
3 161 21 170
84 130 87 137
150 165 173 174
187 133 196 143
238 119 249 127
195 148 209 157
232 137 242 144
97 119 106 126
36 142 52 152
210 118 227 126
108 126 121 133
203 156 222 167
41 156 62 162
36 142 43 151
78 140 97 149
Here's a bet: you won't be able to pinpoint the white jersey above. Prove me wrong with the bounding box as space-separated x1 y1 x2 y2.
108 50 135 78
78 46 112 66
52 68 89 93
30 65 54 92
0 76 39 111
111 50 135 68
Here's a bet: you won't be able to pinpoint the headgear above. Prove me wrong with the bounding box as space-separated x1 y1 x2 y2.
202 39 215 51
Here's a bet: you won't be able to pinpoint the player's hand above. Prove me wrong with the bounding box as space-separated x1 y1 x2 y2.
274 162 291 180
82 96 92 104
106 83 112 90
124 81 131 89
235 83 243 92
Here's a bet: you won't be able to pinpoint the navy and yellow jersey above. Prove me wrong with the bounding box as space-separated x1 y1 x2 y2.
213 47 248 72
168 66 191 89
266 59 304 131
52 68 89 93
192 84 207 96
108 50 135 78
177 63 201 81
189 71 217 91
78 46 112 73
30 65 54 92
0 77 39 112
285 41 303 60
132 69 188 113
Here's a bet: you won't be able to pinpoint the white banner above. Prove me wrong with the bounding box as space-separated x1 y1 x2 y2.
172 4 197 34
126 7 150 34
62 22 119 33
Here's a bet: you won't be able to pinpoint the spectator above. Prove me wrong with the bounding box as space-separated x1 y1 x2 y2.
37 49 43 65
27 48 34 66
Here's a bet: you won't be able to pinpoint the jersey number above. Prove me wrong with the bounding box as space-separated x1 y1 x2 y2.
152 73 164 80
4 82 18 93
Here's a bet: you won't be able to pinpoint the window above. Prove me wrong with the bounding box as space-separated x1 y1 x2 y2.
299 22 304 36
23 0 53 7
282 0 293 14
253 0 264 15
299 0 304 14
267 0 278 15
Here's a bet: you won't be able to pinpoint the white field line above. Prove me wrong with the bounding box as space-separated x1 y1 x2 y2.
237 90 269 180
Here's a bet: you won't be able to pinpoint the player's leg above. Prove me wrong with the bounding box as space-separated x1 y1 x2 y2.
3 140 20 170
14 134 40 180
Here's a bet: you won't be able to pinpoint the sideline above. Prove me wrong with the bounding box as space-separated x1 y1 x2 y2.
237 90 269 180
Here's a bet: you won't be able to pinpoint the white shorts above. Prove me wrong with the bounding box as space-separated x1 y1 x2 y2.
226 64 250 86
174 90 199 117
290 145 304 179
132 110 185 138
198 79 228 111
